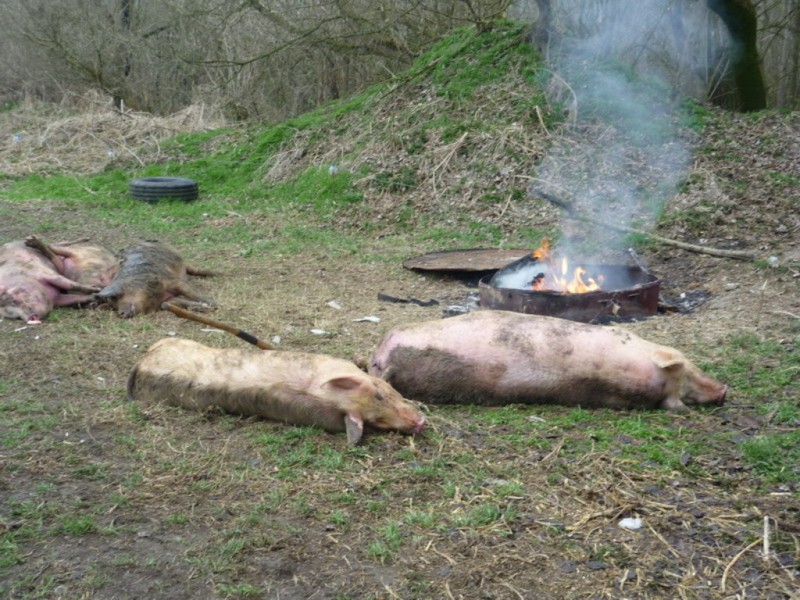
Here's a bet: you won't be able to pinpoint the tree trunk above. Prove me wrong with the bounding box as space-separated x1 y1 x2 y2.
112 0 132 111
706 0 766 110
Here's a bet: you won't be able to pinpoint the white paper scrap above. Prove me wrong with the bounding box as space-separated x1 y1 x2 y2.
618 517 643 531
352 316 381 323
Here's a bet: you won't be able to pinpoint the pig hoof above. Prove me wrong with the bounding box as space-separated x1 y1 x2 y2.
660 397 689 413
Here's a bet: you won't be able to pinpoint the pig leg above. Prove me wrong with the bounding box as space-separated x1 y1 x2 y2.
164 297 215 312
168 282 217 308
42 275 100 294
53 293 98 307
186 265 219 277
24 236 66 273
659 396 690 413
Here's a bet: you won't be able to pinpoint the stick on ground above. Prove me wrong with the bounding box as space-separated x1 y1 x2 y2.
162 302 274 350
532 189 757 261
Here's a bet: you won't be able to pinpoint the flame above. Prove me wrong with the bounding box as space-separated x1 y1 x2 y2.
529 239 605 293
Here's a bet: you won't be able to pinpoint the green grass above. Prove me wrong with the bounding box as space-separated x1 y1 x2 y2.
741 432 800 484
62 515 97 535
415 21 548 116
366 521 405 563
714 334 799 410
217 583 265 598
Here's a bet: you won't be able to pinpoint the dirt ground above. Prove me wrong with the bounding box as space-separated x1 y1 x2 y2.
1 108 799 599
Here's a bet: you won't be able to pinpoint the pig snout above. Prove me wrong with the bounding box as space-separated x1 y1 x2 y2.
382 404 426 435
680 366 728 407
413 414 426 434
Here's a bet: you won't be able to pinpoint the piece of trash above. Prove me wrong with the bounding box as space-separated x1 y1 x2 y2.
353 316 380 323
377 293 439 307
328 165 339 175
271 335 281 345
767 255 780 268
200 328 225 334
443 305 470 317
167 331 177 337
618 517 643 531
526 415 547 423
310 329 330 335
14 326 28 332
327 300 342 310
96 377 105 382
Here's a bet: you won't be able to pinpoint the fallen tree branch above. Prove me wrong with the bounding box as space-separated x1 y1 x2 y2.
533 189 757 261
162 302 274 350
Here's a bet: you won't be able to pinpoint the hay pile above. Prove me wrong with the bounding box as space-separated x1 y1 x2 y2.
0 91 226 177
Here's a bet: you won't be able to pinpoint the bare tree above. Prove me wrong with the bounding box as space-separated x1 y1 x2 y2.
514 0 799 110
0 0 512 119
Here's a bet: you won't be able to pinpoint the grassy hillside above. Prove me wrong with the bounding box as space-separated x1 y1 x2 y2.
1 21 558 256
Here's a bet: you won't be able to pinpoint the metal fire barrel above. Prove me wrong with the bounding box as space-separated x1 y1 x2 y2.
479 265 660 323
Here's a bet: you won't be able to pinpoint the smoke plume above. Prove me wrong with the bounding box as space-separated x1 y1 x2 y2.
531 0 730 260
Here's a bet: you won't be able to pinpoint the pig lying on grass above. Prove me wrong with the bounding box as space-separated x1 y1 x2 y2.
98 241 215 318
369 310 727 413
24 236 119 289
128 338 426 445
0 240 102 323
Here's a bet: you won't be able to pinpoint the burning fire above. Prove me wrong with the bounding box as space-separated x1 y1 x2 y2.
530 239 605 293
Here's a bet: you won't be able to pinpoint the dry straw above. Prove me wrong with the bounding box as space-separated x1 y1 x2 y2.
0 90 225 177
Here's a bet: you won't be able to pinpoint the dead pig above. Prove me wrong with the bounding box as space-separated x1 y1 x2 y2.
24 236 119 288
0 240 101 323
128 338 426 445
369 310 727 413
97 241 215 318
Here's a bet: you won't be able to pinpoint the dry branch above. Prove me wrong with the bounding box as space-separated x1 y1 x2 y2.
162 302 274 350
532 188 757 261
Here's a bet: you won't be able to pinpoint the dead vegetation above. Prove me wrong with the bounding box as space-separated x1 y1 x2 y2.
0 90 225 177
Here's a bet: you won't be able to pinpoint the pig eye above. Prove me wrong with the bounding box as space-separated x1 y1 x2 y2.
375 390 385 402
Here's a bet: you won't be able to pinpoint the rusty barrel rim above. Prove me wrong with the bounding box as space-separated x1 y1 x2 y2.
478 264 661 323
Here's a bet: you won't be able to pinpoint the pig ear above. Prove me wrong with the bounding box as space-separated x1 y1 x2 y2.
652 350 684 371
324 376 363 391
344 413 364 445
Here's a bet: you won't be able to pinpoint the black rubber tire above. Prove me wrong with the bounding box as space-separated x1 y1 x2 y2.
129 177 199 203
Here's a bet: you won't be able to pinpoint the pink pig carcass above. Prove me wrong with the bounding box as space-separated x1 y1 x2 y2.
25 236 119 289
0 240 101 323
368 310 727 412
128 338 426 445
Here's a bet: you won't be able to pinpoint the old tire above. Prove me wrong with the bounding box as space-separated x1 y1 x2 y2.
129 177 199 203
